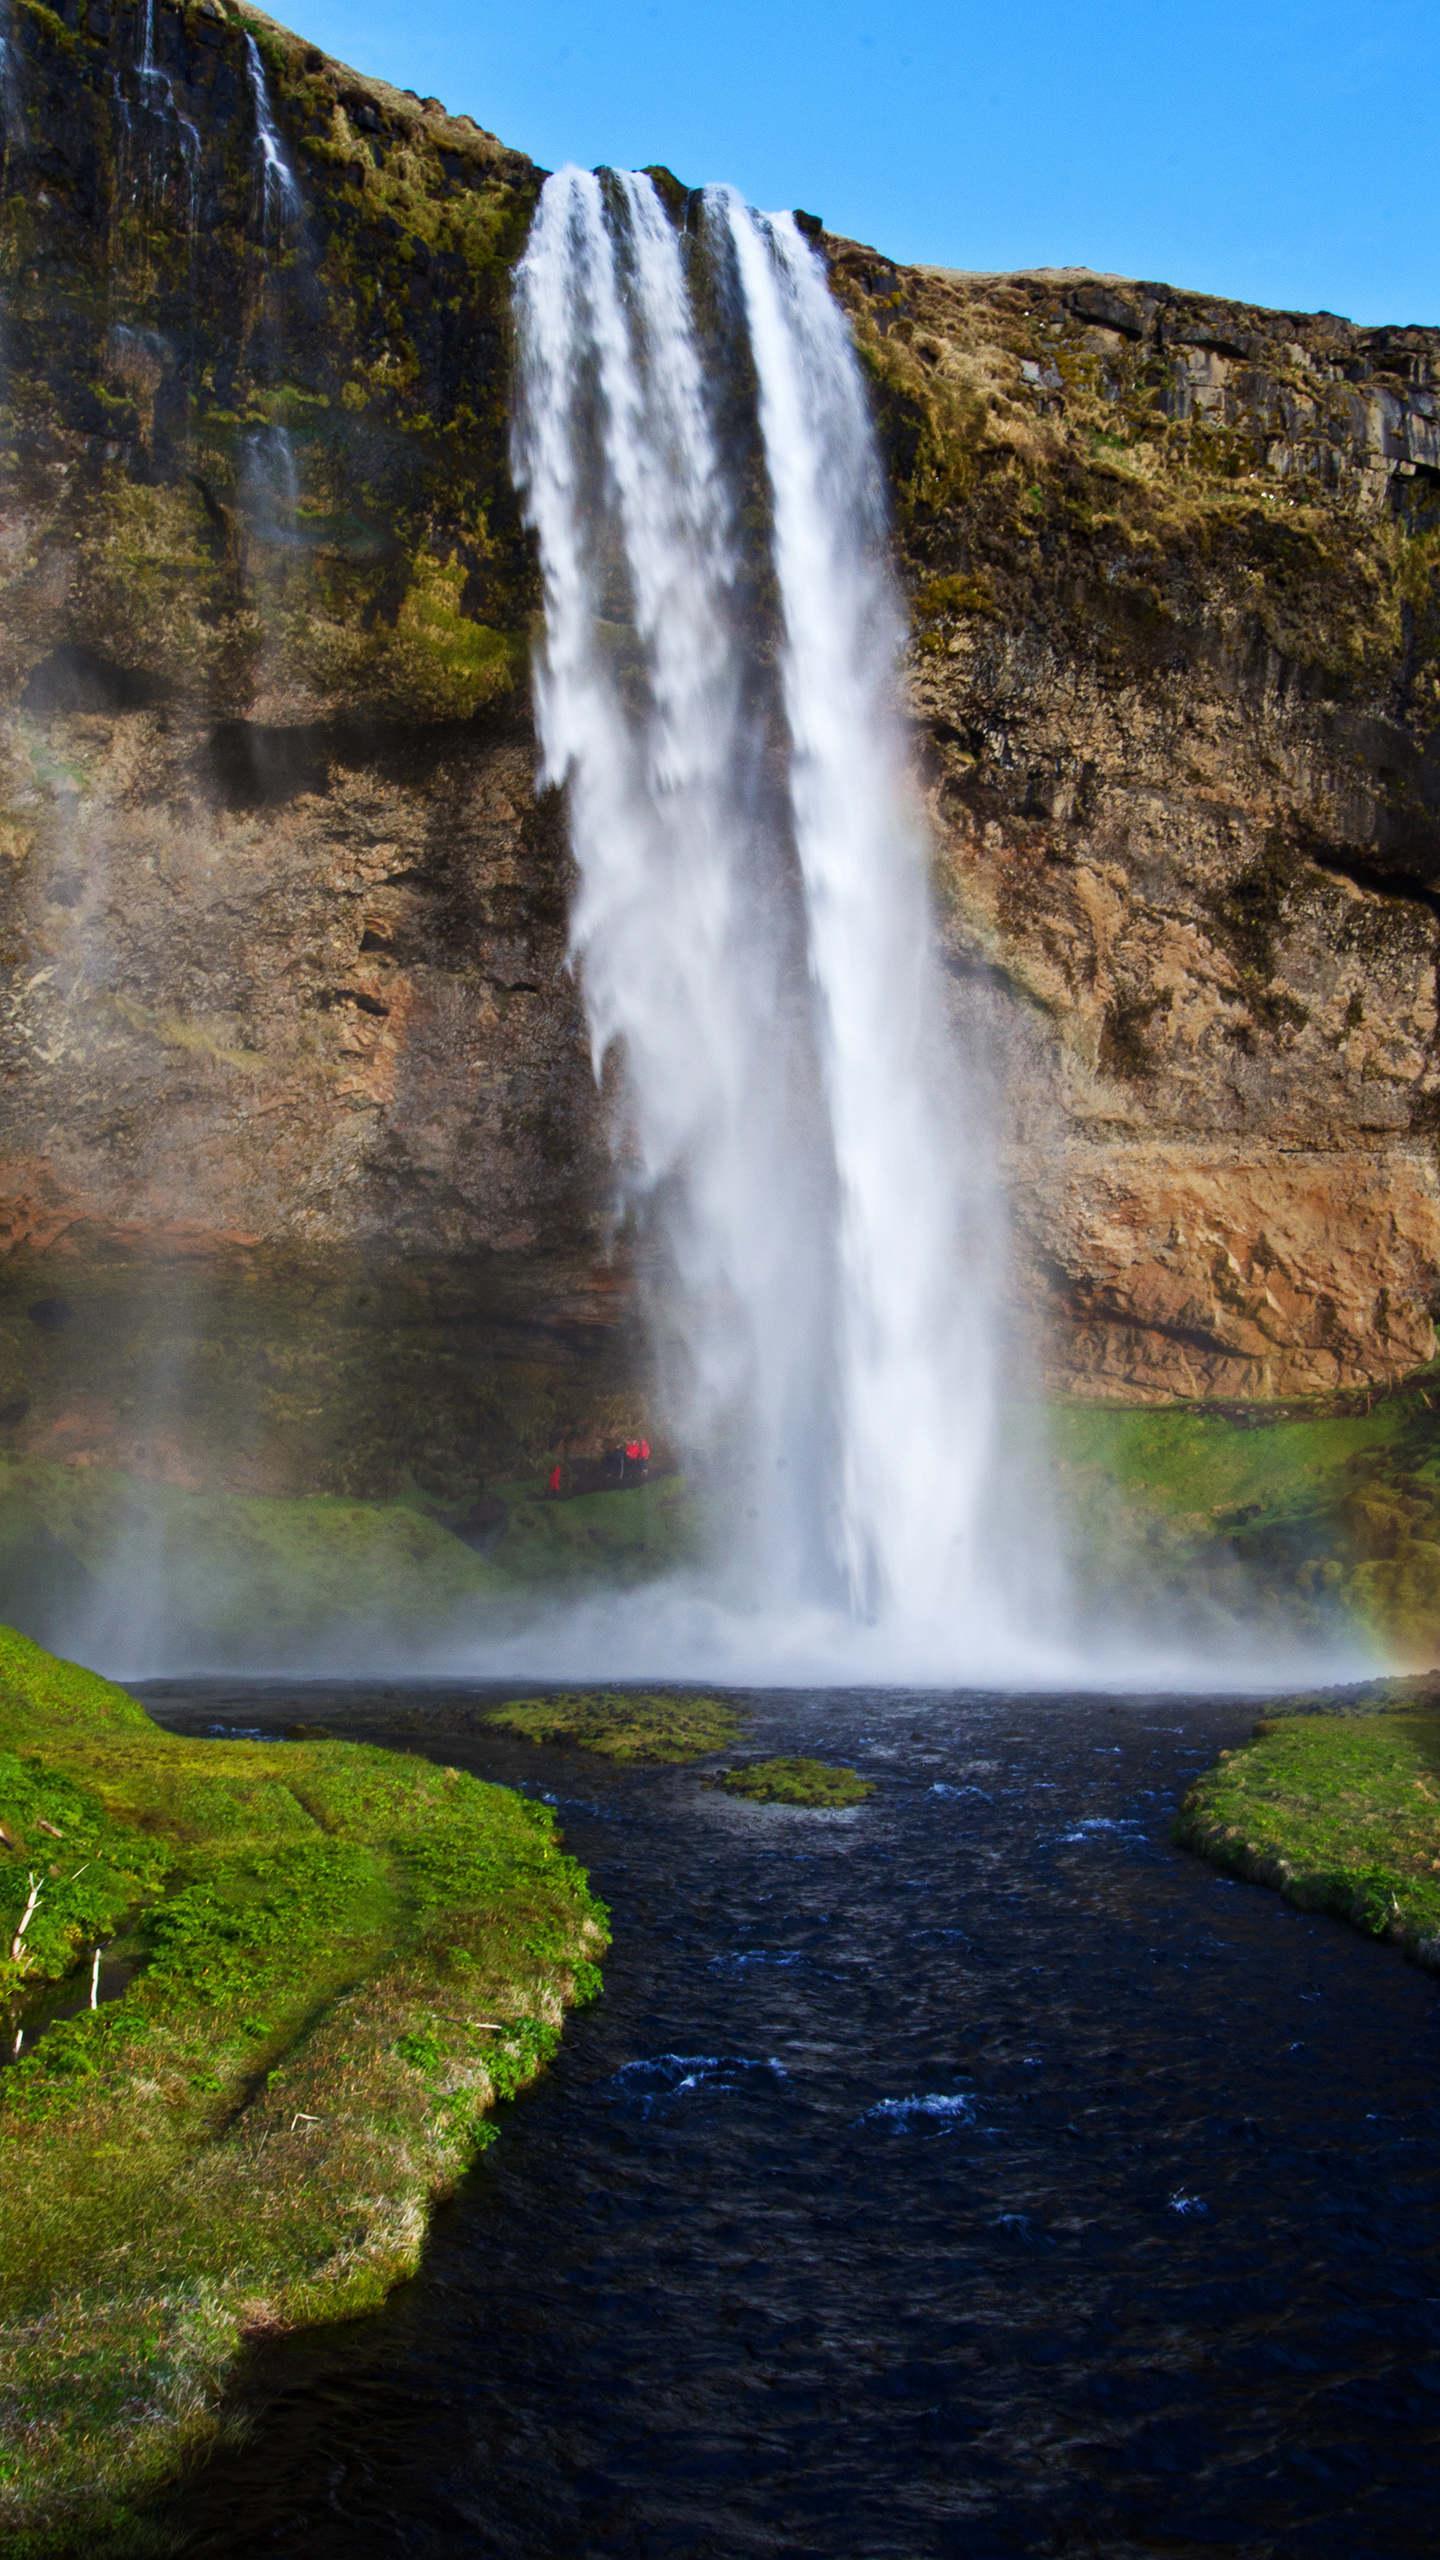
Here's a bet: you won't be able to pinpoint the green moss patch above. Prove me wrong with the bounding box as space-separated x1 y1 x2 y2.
385 555 521 720
490 1477 699 1588
719 1756 874 1808
1051 1383 1440 1664
488 1690 743 1763
0 1625 606 2548
1050 1399 1401 1523
1176 1701 1440 1962
0 1456 508 1665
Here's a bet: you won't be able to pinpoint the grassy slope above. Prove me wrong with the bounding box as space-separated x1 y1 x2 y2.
0 1627 607 2553
489 1476 697 1588
1053 1387 1440 1662
0 1458 700 1664
1176 1701 1440 1963
0 1456 507 1657
7 1383 1440 1669
1052 1402 1400 1518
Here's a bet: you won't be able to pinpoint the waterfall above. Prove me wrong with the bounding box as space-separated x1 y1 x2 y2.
117 0 200 241
513 168 1058 1664
0 1 19 251
245 35 301 245
240 36 303 627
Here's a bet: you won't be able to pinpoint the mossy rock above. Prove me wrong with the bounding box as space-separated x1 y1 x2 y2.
488 1689 743 1762
719 1756 874 1808
0 0 542 726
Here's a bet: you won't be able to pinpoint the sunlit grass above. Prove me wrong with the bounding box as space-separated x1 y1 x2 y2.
1177 1703 1440 1958
0 1627 606 2548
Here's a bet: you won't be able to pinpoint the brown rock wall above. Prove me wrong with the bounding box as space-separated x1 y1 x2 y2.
0 701 603 1256
831 254 1440 1395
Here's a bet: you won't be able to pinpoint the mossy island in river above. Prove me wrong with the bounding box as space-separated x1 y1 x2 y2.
0 1625 606 2551
718 1756 875 1808
489 1690 745 1762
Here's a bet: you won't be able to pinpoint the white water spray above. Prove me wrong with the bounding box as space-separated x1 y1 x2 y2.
513 169 1057 1668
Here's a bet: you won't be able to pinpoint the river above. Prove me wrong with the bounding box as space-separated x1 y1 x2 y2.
142 1680 1440 2558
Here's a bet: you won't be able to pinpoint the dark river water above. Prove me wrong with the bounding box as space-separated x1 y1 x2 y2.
138 1681 1440 2560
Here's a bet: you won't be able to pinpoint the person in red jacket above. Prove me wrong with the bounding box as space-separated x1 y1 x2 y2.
545 1461 563 1499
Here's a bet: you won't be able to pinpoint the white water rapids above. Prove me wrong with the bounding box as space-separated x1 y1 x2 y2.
512 167 1067 1674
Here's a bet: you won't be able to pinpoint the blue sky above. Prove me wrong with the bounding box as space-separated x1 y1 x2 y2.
291 0 1433 326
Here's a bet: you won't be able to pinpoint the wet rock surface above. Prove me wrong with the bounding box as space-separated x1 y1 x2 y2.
830 253 1440 1399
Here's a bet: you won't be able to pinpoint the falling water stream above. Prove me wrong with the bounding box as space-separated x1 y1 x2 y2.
0 2 16 161
246 33 301 241
512 172 1058 1672
239 35 302 561
118 0 200 234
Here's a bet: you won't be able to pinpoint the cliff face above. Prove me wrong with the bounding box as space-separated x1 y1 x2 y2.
831 253 1440 1402
0 0 635 1506
0 0 590 1273
2 0 1439 1532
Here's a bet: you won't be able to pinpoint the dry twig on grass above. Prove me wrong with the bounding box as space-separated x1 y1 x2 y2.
9 1870 43 1968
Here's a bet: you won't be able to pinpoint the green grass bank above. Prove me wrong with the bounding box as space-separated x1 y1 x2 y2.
0 1456 698 1666
0 1627 607 2553
1176 1691 1440 1965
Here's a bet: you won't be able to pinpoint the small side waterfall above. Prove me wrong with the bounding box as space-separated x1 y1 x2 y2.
240 36 304 643
246 34 302 243
0 0 19 276
117 0 200 235
513 170 1059 1665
